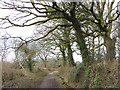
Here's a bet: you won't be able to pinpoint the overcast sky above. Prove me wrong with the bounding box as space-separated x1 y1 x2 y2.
0 0 119 62
0 6 82 63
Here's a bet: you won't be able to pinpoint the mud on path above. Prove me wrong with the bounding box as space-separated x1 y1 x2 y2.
32 72 61 88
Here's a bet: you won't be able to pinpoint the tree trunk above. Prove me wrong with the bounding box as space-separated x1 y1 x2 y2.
18 61 27 75
44 61 47 68
92 37 95 61
67 44 75 66
43 58 47 68
97 37 101 61
57 42 67 67
61 50 67 66
27 58 32 72
63 23 75 66
71 18 92 66
104 36 116 61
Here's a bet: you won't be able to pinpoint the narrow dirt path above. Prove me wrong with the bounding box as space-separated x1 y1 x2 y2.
32 72 61 88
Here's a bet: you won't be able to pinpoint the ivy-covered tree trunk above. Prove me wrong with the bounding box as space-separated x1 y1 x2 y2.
60 46 67 67
97 37 101 61
27 58 33 72
67 44 75 66
62 50 67 67
71 18 92 66
62 23 75 67
65 2 92 66
104 36 116 61
91 37 95 61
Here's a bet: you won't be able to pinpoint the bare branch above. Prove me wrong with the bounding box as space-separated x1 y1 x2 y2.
0 16 64 27
29 24 72 42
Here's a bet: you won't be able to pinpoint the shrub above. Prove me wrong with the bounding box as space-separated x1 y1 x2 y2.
2 62 26 83
70 64 85 82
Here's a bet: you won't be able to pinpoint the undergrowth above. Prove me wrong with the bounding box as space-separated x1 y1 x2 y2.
58 59 118 88
2 61 47 88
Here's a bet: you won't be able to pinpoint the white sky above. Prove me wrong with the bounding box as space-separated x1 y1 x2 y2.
0 0 119 63
0 11 82 63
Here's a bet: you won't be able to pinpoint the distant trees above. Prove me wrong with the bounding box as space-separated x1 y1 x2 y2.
35 41 51 68
16 43 36 71
50 19 76 67
0 1 90 66
0 0 119 68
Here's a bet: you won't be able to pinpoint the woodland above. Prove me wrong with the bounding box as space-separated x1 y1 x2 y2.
0 0 120 88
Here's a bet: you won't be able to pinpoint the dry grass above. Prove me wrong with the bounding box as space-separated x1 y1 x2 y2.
2 62 27 83
58 66 74 82
2 61 47 88
55 66 81 88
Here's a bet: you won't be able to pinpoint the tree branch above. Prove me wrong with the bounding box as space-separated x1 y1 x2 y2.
29 24 72 42
1 16 64 27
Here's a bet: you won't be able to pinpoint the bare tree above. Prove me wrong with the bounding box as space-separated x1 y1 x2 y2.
79 1 119 61
16 42 36 71
35 41 51 68
0 1 91 66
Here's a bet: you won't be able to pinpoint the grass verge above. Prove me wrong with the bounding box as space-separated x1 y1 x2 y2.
3 71 47 88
